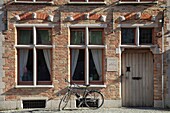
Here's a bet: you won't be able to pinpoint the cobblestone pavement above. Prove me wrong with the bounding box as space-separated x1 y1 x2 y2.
0 108 170 113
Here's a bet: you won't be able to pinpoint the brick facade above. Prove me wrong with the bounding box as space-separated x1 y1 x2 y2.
0 0 168 110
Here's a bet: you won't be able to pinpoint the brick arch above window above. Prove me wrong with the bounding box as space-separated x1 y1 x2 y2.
15 12 53 22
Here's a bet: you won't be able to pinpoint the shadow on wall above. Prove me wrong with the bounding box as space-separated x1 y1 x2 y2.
165 42 170 108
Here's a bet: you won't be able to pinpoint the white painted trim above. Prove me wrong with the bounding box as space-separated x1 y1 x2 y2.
68 45 86 48
15 85 54 88
33 26 37 86
35 45 53 48
118 1 158 4
69 24 107 28
14 1 54 4
118 23 158 28
120 45 157 48
14 24 55 28
136 26 140 46
68 2 106 5
14 45 34 48
70 84 106 88
86 27 89 85
21 97 48 100
68 45 106 48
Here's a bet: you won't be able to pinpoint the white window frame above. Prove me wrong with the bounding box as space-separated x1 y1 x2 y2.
68 0 106 4
14 0 54 4
15 24 54 88
68 24 107 85
118 0 158 4
119 24 157 48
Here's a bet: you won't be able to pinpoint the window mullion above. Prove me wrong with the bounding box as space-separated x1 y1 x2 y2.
33 26 37 86
136 27 139 46
85 27 89 85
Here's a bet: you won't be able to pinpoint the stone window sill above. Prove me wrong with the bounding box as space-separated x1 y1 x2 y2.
15 85 54 88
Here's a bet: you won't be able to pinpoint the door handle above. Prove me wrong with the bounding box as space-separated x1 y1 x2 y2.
132 77 142 80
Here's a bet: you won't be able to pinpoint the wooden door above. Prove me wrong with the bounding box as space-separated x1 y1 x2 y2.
121 50 153 107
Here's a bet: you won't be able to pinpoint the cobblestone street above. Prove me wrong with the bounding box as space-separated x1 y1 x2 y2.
0 108 170 113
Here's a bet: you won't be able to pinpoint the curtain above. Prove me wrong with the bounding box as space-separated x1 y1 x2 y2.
71 31 84 44
90 31 102 80
71 31 83 76
38 30 51 74
19 30 31 81
90 31 102 44
91 50 102 80
71 50 79 76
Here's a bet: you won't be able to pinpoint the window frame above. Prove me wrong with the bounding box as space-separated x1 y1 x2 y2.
69 26 106 85
14 0 53 4
68 0 106 5
118 0 158 4
15 25 54 87
121 27 154 46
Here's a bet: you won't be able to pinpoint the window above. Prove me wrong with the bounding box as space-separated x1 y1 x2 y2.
121 27 153 45
15 0 52 1
14 0 53 3
70 28 105 85
120 0 156 2
119 0 157 4
69 0 105 3
16 27 52 85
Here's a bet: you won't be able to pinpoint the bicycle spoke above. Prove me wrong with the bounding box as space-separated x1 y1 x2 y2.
85 91 104 109
58 92 70 111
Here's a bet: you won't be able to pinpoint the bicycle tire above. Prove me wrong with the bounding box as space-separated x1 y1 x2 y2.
58 92 71 111
85 90 104 109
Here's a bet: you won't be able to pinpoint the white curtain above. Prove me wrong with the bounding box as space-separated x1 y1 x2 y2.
71 50 79 76
19 30 31 81
43 50 51 74
71 31 83 76
38 30 51 74
91 50 102 80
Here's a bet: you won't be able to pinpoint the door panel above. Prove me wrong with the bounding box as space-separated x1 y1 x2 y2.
122 50 153 107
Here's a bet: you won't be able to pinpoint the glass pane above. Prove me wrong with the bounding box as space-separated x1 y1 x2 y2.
37 29 51 45
37 49 51 81
17 30 33 45
139 28 152 44
72 49 85 81
70 30 85 45
19 49 33 81
89 30 103 45
121 28 135 44
89 49 102 81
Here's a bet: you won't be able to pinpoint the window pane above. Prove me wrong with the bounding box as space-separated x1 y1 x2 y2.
70 0 86 2
37 49 51 81
139 28 152 44
71 49 85 81
71 30 85 45
89 49 102 81
89 0 104 2
37 29 51 45
17 30 33 45
121 28 135 44
18 49 33 82
89 30 103 45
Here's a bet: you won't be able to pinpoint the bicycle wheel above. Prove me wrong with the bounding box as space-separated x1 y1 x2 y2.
58 92 71 111
85 91 104 109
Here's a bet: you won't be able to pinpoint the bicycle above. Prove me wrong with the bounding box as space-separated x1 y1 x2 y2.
58 79 104 111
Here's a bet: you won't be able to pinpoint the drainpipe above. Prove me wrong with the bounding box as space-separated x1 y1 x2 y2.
161 8 166 108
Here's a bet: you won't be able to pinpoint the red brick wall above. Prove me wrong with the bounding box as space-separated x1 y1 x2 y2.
2 0 166 107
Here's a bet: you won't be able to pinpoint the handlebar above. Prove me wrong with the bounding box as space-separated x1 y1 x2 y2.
64 79 90 88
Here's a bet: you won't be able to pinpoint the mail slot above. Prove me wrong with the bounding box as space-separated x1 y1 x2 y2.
132 77 142 80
